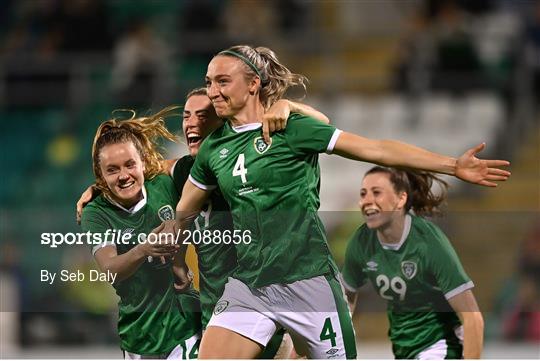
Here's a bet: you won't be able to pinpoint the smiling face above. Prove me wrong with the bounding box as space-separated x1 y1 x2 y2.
359 172 407 230
99 141 145 208
183 94 223 157
205 55 258 118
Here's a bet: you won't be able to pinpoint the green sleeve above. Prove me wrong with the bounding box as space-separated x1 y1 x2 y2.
426 222 473 299
80 203 114 255
189 139 217 190
341 228 367 291
284 113 340 155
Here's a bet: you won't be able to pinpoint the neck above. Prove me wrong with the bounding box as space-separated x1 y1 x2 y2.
377 214 406 244
114 191 143 209
228 100 265 127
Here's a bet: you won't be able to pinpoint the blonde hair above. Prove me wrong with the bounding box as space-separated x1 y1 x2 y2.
91 106 178 198
217 45 307 109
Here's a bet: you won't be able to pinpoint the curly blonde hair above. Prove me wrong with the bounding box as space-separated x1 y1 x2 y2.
91 106 178 198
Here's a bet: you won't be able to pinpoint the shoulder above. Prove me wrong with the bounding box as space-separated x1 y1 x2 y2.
146 174 175 190
146 175 179 204
347 223 374 250
175 155 195 170
411 215 448 243
285 113 330 130
80 196 111 230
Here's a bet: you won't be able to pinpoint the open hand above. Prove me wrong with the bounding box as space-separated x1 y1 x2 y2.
455 143 511 187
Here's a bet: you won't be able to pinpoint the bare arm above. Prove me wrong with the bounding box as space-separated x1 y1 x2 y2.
333 132 510 187
448 290 484 359
288 100 330 124
94 223 179 282
262 99 331 143
175 180 212 232
76 184 100 224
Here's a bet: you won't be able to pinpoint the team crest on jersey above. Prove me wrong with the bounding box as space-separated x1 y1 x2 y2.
157 205 175 221
214 300 229 315
253 137 271 154
401 261 417 280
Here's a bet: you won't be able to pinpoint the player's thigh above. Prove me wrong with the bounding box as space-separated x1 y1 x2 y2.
199 326 263 359
276 274 357 359
201 278 278 358
415 339 462 360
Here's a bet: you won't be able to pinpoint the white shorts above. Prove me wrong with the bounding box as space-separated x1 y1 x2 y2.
207 275 357 359
123 333 200 359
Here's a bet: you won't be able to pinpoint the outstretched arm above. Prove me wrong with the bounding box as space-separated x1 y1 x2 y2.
448 290 484 359
333 132 510 187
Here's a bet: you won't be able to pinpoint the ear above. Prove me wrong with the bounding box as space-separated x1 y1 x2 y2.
248 76 261 95
396 191 408 210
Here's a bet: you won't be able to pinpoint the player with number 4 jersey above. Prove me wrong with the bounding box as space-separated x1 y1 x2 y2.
166 45 508 359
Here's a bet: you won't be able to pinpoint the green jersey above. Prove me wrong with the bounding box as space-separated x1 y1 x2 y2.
172 155 237 327
190 114 341 288
342 214 473 359
81 175 201 355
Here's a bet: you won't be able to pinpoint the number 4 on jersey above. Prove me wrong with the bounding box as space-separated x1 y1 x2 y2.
320 317 337 347
233 153 248 183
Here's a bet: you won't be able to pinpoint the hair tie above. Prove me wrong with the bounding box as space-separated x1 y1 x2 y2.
219 50 263 81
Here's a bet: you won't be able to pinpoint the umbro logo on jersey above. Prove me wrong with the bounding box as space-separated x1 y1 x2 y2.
326 348 339 355
219 148 229 158
254 137 271 154
366 261 378 271
401 261 417 280
157 205 174 221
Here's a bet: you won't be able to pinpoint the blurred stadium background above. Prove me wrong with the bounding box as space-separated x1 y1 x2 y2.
0 0 538 358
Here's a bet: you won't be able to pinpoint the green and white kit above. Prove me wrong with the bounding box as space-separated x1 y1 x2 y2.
189 114 357 359
342 214 473 359
81 175 201 358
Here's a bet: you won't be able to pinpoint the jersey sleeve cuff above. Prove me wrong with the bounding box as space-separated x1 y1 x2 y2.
326 129 342 154
340 273 359 292
444 280 474 300
188 174 217 191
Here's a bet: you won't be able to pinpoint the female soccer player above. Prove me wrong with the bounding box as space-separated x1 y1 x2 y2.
77 90 326 358
80 108 201 359
341 166 484 359
163 44 509 359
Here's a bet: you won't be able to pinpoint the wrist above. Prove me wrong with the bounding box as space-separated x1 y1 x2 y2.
444 157 457 176
133 243 148 260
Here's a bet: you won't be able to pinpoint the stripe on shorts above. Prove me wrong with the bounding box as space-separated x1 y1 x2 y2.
325 274 357 359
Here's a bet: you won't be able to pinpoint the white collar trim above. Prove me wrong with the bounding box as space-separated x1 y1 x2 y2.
107 186 147 214
231 123 262 133
378 214 412 251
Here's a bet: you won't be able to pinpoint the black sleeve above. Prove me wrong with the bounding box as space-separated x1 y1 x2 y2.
171 155 195 196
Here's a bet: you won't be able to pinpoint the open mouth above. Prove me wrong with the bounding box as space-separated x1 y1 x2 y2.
363 208 380 220
118 181 135 190
187 133 202 147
